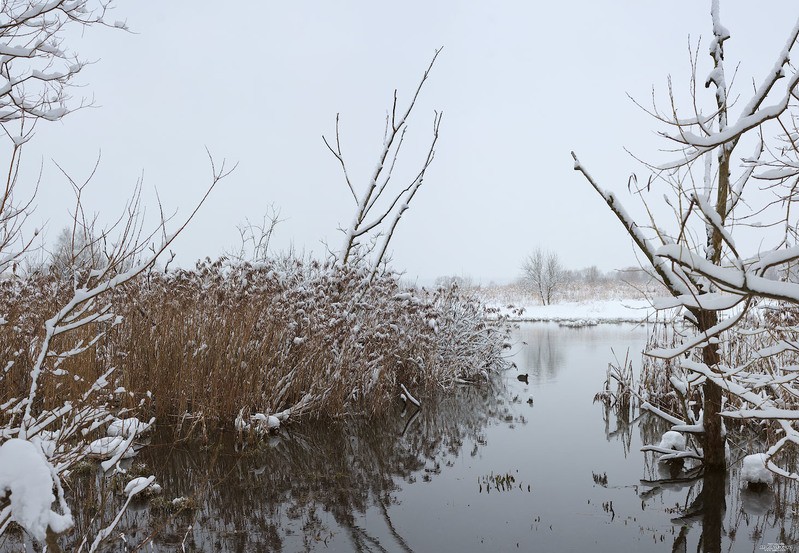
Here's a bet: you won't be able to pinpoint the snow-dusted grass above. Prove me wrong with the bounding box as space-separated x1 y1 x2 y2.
0 250 510 546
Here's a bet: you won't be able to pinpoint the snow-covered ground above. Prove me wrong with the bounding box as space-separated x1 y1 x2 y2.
488 298 656 325
476 278 663 325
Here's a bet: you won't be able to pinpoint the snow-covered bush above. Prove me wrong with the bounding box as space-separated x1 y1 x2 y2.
89 257 511 429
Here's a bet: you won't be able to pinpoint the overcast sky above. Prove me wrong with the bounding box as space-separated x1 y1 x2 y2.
19 1 799 284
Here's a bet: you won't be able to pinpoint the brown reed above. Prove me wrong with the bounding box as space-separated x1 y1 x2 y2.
0 257 510 433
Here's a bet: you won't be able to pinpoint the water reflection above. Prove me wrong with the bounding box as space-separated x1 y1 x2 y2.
520 324 565 382
635 399 799 553
40 378 524 552
8 323 799 552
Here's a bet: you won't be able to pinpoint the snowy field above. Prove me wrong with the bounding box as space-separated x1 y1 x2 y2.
488 297 656 325
477 279 661 325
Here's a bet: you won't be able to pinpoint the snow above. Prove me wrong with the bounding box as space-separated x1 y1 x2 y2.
658 243 799 303
234 410 249 432
0 439 73 541
252 413 280 432
85 436 136 463
658 431 686 451
670 95 797 149
171 496 192 509
756 166 799 180
653 291 742 311
741 453 774 486
489 298 655 324
107 417 152 438
400 383 421 407
123 476 157 496
237 412 282 434
86 436 124 456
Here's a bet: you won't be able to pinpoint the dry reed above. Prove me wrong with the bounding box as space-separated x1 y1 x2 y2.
0 256 511 434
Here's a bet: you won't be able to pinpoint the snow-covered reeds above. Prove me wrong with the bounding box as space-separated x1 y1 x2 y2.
477 273 666 308
634 305 799 476
2 256 511 438
118 257 510 428
594 349 636 416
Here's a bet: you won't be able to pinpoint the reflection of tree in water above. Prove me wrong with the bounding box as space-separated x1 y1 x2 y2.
601 402 799 553
45 378 520 552
520 325 565 382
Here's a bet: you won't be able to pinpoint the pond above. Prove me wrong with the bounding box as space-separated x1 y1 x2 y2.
7 323 799 552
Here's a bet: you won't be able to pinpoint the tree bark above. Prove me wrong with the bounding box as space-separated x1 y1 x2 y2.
697 309 726 471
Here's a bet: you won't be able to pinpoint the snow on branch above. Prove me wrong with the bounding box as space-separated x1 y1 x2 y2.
664 94 799 149
575 4 799 476
647 305 747 359
658 243 799 303
661 12 799 151
330 48 442 273
0 1 128 127
571 152 691 298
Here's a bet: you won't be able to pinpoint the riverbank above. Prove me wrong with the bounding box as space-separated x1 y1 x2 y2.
485 298 657 325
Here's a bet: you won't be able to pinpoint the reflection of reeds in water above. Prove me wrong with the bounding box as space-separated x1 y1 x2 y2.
33 375 520 551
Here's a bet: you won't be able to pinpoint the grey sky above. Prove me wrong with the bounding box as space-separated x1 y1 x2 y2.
20 1 799 283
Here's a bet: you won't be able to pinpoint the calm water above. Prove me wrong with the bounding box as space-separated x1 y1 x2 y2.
7 323 799 552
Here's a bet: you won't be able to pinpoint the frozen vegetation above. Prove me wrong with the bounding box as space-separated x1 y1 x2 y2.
6 0 799 548
0 255 511 545
0 4 506 548
741 453 774 487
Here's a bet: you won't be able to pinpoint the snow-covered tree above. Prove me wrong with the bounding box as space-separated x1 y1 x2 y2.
329 49 442 282
0 2 227 545
521 247 566 305
574 1 799 475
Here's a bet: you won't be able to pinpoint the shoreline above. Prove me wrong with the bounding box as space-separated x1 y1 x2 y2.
486 298 656 326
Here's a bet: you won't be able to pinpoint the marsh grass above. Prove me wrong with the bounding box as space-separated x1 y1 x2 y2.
1 257 511 434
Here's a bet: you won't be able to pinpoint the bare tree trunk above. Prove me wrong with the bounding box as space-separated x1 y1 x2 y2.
700 62 732 469
697 309 725 471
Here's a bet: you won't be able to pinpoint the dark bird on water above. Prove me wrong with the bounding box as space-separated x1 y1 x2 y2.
517 373 529 384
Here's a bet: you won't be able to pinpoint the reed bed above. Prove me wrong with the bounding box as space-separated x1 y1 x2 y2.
0 257 511 434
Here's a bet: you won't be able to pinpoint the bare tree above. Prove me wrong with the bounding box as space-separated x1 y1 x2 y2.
521 247 566 305
434 274 474 289
573 1 799 475
50 225 95 274
227 205 284 264
0 1 129 275
580 265 604 285
326 49 442 282
0 2 232 545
